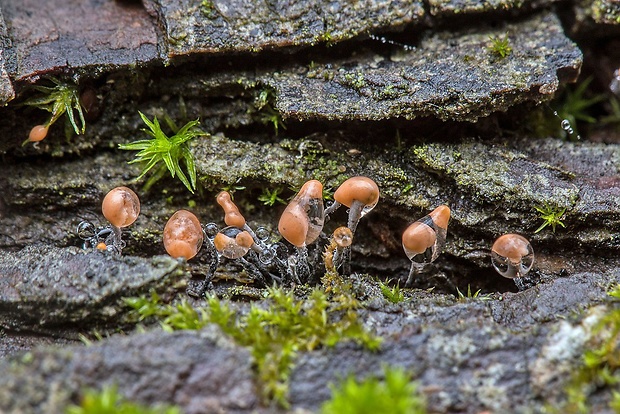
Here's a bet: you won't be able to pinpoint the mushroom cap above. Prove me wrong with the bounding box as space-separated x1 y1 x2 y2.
492 234 531 263
216 191 246 228
429 205 450 230
333 176 379 208
298 180 323 200
163 209 203 260
402 221 436 256
102 186 140 228
235 231 254 248
333 226 353 248
29 125 49 142
213 227 250 259
278 203 309 248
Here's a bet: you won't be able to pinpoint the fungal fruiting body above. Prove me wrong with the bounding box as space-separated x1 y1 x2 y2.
324 226 353 271
213 226 254 259
102 186 141 228
402 205 450 286
491 234 534 290
327 176 379 233
216 191 246 228
278 180 325 248
163 210 204 260
278 180 325 283
28 125 49 142
101 186 140 253
76 186 140 254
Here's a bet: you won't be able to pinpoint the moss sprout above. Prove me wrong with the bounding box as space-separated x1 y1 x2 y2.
379 280 405 304
119 111 206 193
258 186 287 206
22 77 86 142
456 285 492 302
321 366 426 414
255 88 286 135
487 34 512 59
125 286 381 408
66 384 180 414
534 203 566 233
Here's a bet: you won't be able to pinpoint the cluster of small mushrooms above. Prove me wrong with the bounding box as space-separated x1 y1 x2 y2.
78 177 535 295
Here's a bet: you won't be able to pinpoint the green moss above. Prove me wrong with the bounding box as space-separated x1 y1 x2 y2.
22 76 86 140
254 87 286 135
534 202 567 233
200 0 217 18
125 286 381 408
258 186 287 206
321 366 426 414
487 34 512 59
65 384 181 414
553 285 620 413
379 280 405 304
119 111 206 193
456 285 492 302
342 72 367 90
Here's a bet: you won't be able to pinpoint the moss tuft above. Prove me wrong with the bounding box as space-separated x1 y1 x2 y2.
125 286 381 408
66 384 180 414
321 366 426 414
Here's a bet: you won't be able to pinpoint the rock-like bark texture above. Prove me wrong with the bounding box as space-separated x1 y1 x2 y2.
146 0 425 56
0 0 618 412
0 328 259 414
0 246 188 332
0 0 159 82
267 12 581 122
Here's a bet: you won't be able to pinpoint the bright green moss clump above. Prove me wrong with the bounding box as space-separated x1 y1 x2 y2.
66 384 181 414
554 285 620 413
119 112 206 193
321 366 426 414
125 285 381 408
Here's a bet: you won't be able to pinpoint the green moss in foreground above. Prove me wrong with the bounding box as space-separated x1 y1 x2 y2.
321 366 426 414
125 285 381 408
66 384 181 414
552 284 620 413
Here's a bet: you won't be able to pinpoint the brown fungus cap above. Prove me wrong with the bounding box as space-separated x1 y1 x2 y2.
492 234 531 263
333 176 379 208
216 191 246 228
402 222 437 255
29 125 49 142
429 205 451 230
278 203 308 248
163 210 203 260
102 186 140 228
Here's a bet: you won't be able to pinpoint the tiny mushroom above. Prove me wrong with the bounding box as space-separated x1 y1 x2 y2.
163 210 204 260
401 205 450 286
491 233 534 290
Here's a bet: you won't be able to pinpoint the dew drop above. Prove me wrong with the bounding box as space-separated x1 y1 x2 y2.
259 246 276 265
77 221 96 240
561 119 571 130
255 226 270 242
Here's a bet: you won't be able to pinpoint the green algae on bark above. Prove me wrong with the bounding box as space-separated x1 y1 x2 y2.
266 12 582 122
145 0 425 57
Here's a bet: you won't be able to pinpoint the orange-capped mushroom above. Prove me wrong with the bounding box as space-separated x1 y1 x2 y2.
29 125 49 142
102 186 140 228
491 234 534 282
163 210 203 260
333 176 379 212
278 180 324 248
216 191 246 228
